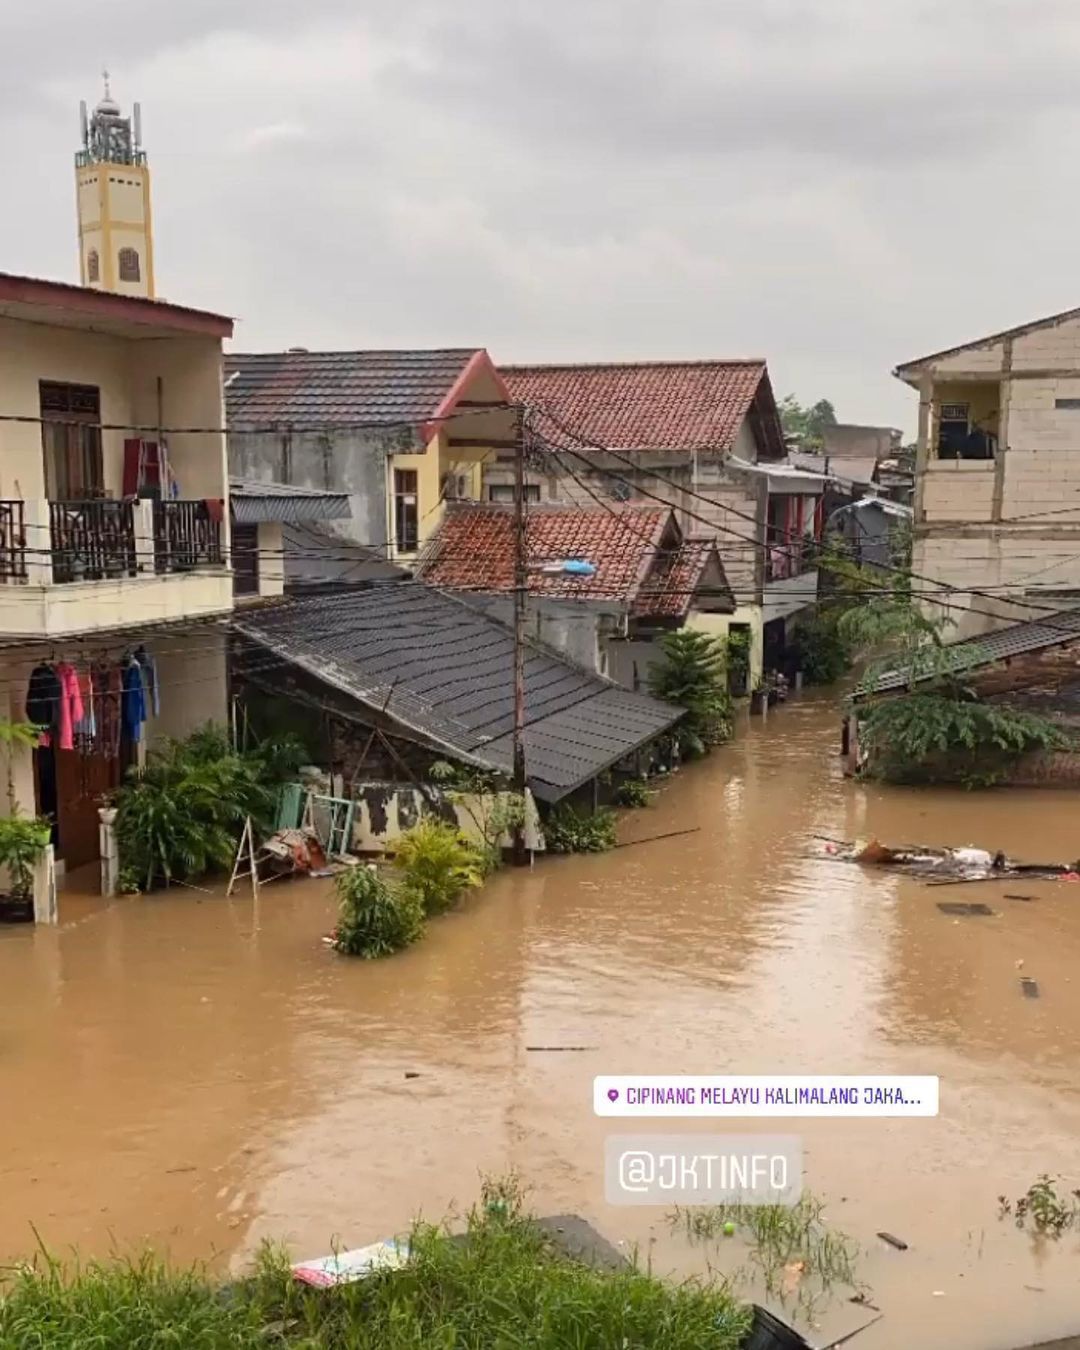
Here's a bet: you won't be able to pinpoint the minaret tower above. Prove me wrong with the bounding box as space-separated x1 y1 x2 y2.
75 71 155 297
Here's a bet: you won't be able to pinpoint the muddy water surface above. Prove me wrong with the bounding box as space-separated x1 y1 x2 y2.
3 696 1080 1348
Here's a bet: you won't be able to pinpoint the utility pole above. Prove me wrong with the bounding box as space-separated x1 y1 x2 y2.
511 402 528 865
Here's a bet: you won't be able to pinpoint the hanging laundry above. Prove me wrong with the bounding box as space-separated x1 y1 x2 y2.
92 663 122 759
75 667 96 751
25 663 61 745
121 659 147 743
133 646 160 717
54 662 85 753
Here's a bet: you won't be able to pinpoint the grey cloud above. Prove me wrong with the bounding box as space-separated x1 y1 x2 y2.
6 0 1080 435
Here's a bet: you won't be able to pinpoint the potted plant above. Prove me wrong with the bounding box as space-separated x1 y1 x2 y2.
0 815 52 922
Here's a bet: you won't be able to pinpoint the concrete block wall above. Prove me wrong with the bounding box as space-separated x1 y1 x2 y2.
921 462 996 522
1011 315 1080 370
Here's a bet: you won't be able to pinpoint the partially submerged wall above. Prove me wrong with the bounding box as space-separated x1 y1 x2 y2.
350 784 543 853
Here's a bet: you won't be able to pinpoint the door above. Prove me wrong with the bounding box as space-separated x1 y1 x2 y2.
40 382 105 500
54 748 122 869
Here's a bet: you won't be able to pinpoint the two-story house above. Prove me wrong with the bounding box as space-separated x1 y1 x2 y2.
0 272 236 875
224 349 516 563
898 306 1080 640
494 360 825 684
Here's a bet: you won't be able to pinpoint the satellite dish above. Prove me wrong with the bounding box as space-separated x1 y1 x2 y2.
79 100 88 147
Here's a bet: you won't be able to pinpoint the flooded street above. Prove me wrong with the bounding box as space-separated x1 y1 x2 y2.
3 695 1080 1348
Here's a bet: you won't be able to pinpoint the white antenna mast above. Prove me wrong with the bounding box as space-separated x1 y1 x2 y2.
133 101 142 149
79 100 88 147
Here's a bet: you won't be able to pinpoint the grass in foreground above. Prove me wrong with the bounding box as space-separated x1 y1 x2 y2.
670 1192 864 1322
0 1182 750 1349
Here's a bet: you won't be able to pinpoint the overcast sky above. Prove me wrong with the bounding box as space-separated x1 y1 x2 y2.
5 0 1080 433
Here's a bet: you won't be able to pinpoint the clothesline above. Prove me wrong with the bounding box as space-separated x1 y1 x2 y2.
26 646 160 757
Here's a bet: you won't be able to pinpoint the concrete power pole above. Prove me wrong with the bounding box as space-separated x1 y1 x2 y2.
511 402 528 865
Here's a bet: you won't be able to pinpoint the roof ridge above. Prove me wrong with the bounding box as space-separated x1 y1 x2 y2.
227 347 482 359
501 358 766 372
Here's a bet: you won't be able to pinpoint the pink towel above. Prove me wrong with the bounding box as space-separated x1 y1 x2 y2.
55 663 85 753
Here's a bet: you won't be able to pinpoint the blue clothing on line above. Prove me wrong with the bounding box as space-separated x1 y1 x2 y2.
121 661 147 742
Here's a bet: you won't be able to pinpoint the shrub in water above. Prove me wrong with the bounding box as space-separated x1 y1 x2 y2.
613 778 651 808
333 865 425 958
542 804 617 854
393 819 486 916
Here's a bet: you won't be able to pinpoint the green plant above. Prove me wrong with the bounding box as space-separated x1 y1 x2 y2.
393 819 486 916
856 691 1070 785
332 865 425 958
113 724 275 891
0 815 51 899
0 718 43 812
649 629 733 754
794 611 852 686
0 1181 751 1348
427 760 524 869
116 864 142 895
670 1192 865 1323
726 629 751 694
542 803 617 854
614 778 651 808
998 1174 1080 1235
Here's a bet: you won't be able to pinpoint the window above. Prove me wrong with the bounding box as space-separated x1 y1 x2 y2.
117 247 140 282
86 249 100 283
487 484 541 504
936 401 995 460
394 468 419 552
39 382 104 500
1055 398 1080 410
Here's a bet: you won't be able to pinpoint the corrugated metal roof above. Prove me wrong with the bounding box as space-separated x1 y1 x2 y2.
231 581 681 800
855 606 1080 699
229 477 352 524
225 349 484 427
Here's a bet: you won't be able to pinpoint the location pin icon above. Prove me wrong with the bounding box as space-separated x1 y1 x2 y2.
607 1088 619 1102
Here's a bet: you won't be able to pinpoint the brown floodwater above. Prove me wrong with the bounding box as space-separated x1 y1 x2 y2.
3 694 1080 1348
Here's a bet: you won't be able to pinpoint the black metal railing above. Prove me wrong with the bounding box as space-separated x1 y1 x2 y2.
49 500 137 583
0 502 27 582
153 500 223 574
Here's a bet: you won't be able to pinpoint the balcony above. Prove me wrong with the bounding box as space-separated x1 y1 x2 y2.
765 537 817 583
0 498 231 637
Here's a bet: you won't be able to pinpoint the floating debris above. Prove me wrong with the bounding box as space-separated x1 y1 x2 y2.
937 902 994 917
1020 977 1040 999
876 1231 908 1251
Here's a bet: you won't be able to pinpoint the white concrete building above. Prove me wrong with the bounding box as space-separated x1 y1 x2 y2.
0 272 241 877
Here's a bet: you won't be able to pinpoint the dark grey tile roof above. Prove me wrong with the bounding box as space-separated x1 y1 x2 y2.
855 606 1080 699
231 581 681 800
225 349 482 427
230 477 352 524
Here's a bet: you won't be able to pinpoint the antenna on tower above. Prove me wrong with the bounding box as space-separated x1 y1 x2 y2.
79 100 88 147
133 102 142 149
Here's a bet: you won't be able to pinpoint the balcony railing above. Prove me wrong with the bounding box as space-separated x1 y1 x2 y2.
49 499 137 583
0 499 225 586
152 500 223 574
765 537 818 582
0 502 27 583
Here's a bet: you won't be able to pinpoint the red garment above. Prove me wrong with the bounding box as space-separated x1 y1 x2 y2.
54 663 84 753
204 497 225 523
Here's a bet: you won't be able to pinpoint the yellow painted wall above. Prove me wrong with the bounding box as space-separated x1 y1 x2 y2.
0 318 228 506
687 606 764 687
76 162 154 296
387 436 442 559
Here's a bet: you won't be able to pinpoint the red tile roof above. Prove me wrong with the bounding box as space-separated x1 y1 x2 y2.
632 540 721 618
418 502 723 618
501 360 776 455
